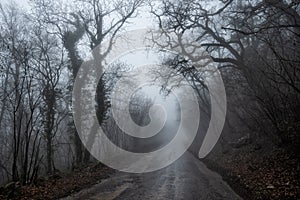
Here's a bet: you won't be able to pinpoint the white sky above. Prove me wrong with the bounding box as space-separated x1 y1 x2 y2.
1 0 30 9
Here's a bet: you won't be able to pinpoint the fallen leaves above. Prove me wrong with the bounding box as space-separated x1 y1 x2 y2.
0 163 114 200
205 146 300 200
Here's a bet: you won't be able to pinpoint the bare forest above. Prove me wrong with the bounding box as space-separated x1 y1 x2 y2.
0 0 299 199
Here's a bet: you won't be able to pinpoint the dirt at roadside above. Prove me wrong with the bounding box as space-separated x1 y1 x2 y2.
0 163 115 200
1 144 299 200
204 144 300 200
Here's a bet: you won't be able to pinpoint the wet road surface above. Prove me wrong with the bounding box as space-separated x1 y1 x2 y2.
61 152 242 200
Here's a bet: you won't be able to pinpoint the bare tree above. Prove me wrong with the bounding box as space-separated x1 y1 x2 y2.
30 23 67 174
0 3 43 184
32 0 144 165
151 0 300 151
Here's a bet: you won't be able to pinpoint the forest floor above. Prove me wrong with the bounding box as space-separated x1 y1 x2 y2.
1 145 299 199
0 163 115 200
204 143 300 200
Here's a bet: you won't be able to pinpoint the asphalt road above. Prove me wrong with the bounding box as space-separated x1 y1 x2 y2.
61 152 242 200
